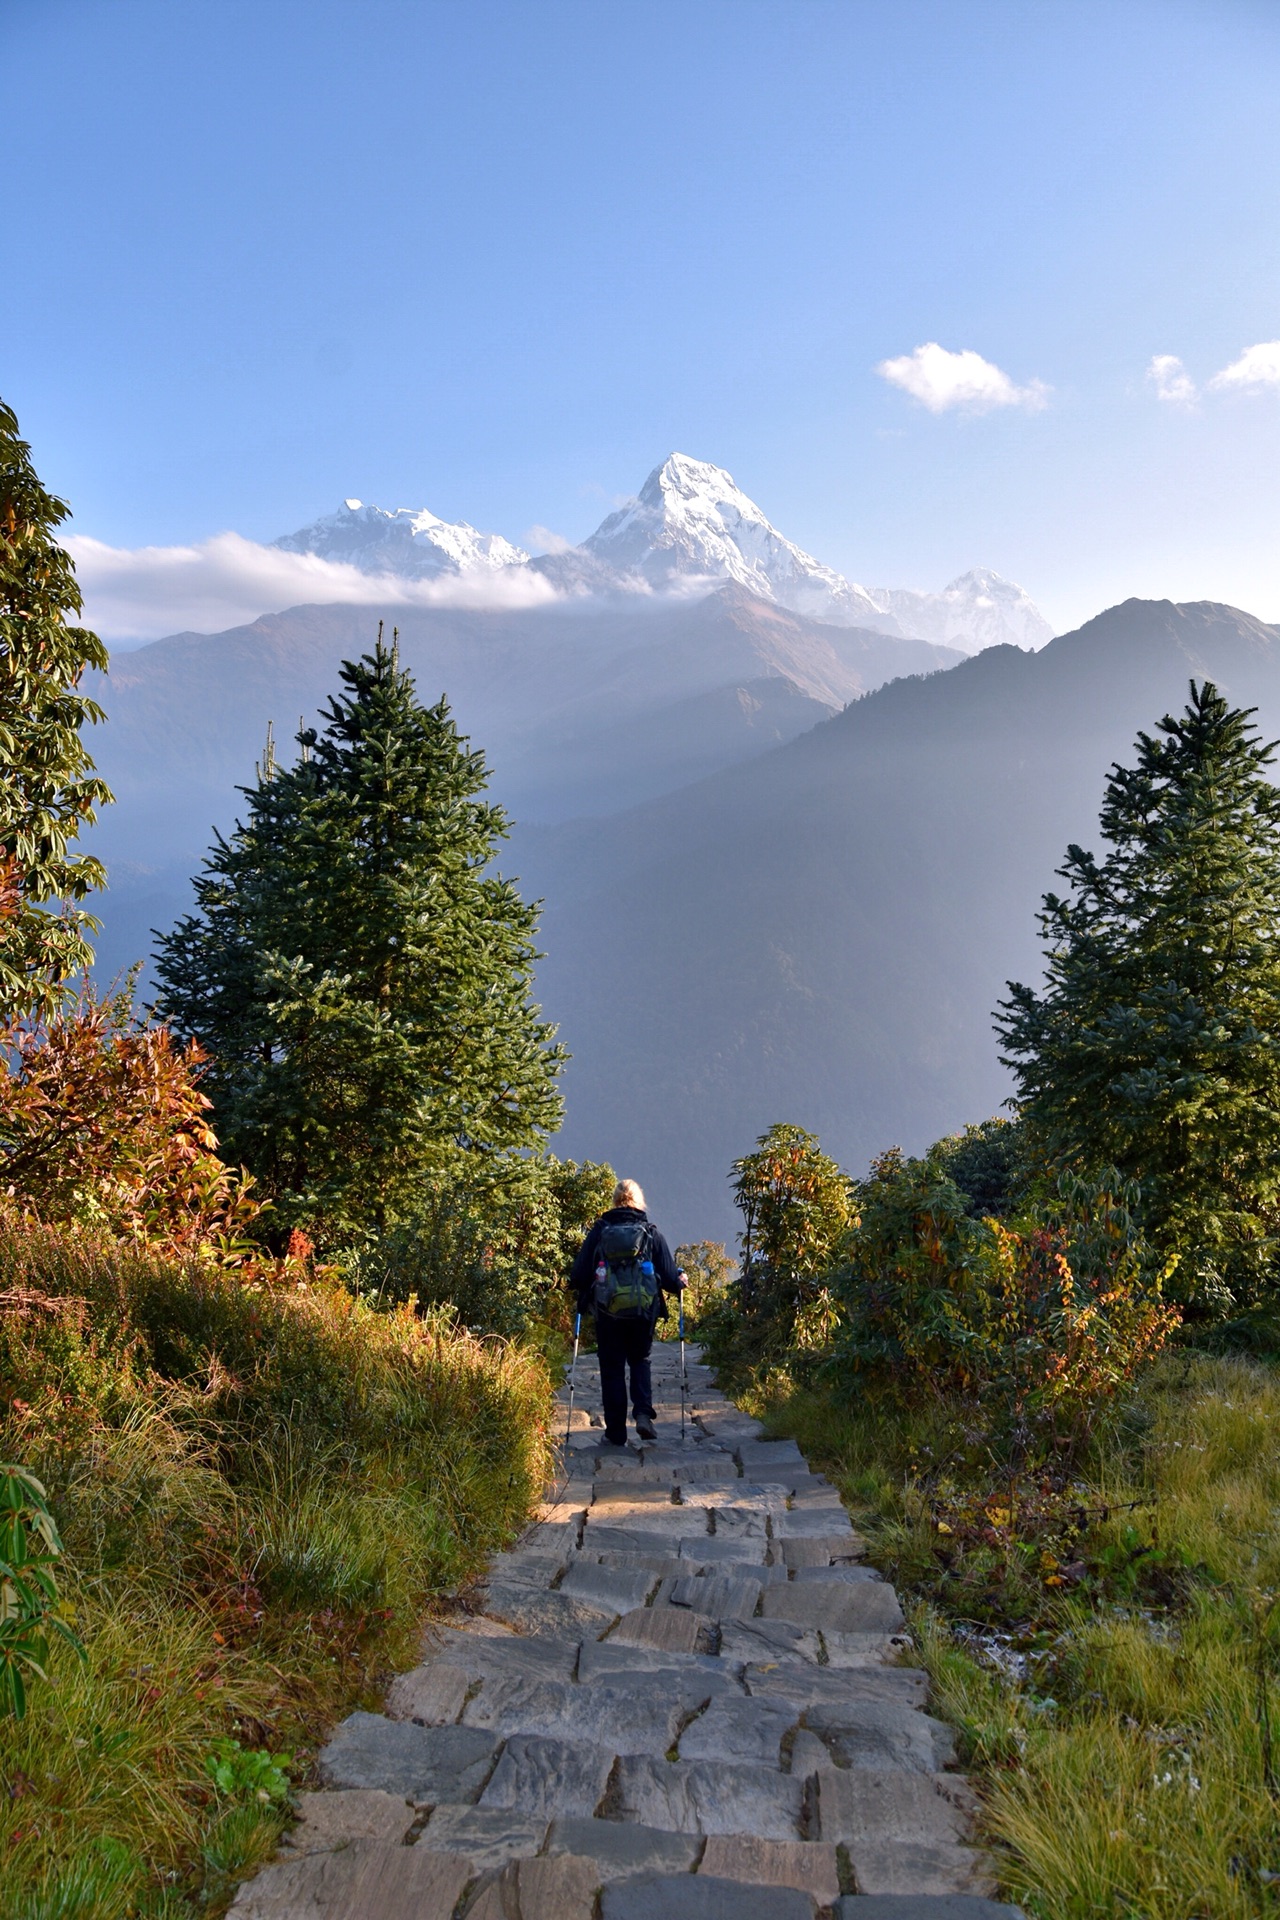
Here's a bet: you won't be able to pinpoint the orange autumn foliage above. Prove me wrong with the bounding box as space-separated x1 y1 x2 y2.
0 983 263 1259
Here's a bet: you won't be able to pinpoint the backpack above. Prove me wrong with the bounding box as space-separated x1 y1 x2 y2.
593 1219 659 1318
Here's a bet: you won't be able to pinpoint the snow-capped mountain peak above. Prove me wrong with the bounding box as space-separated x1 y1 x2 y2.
538 453 892 628
869 567 1053 653
274 499 529 580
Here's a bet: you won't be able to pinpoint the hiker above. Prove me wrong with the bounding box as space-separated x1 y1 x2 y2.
569 1178 683 1448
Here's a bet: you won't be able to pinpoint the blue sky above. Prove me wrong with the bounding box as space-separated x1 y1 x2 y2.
4 0 1279 634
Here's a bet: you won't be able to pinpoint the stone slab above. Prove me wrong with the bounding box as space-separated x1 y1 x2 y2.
700 1835 841 1903
761 1582 905 1635
384 1662 469 1725
577 1638 740 1685
793 1565 882 1585
483 1584 616 1638
609 1606 715 1653
717 1617 824 1666
612 1755 807 1839
560 1561 659 1611
779 1538 837 1570
465 1853 601 1920
282 1788 415 1853
708 1507 770 1539
431 1628 580 1683
225 1840 472 1920
546 1816 702 1880
677 1696 797 1764
416 1804 547 1871
601 1871 816 1920
660 1572 764 1619
744 1664 930 1714
681 1536 768 1564
770 1513 860 1543
805 1699 953 1774
736 1439 806 1467
816 1771 987 1893
316 1714 499 1803
823 1631 915 1668
585 1526 708 1555
479 1733 614 1821
592 1550 686 1577
462 1673 682 1755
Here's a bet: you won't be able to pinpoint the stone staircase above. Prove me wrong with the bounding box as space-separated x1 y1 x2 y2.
228 1342 1023 1919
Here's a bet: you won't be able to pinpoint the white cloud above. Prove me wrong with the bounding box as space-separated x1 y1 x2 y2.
1147 353 1197 405
65 531 560 645
1209 340 1280 392
876 342 1050 414
524 523 574 555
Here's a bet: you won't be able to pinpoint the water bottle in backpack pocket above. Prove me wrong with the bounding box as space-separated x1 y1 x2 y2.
593 1220 658 1318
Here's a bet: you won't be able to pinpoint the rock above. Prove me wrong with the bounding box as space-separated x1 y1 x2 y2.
658 1572 763 1619
677 1697 797 1764
483 1584 616 1638
700 1835 842 1903
282 1789 415 1853
560 1561 660 1611
681 1536 768 1564
735 1440 806 1468
792 1565 882 1585
816 1771 990 1895
384 1663 469 1725
431 1628 580 1682
611 1755 807 1838
761 1583 905 1635
479 1733 615 1821
779 1539 837 1570
823 1631 914 1668
708 1506 769 1539
464 1853 601 1920
576 1639 737 1684
717 1617 824 1665
744 1664 930 1714
608 1606 715 1653
545 1816 702 1880
416 1804 547 1871
316 1714 499 1803
224 1840 472 1919
805 1699 953 1774
463 1674 682 1755
601 1871 817 1919
770 1513 859 1543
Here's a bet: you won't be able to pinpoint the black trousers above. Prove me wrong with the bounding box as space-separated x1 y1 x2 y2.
594 1309 656 1443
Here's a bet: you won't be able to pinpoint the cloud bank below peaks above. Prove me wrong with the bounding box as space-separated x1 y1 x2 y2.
66 531 559 646
876 342 1050 414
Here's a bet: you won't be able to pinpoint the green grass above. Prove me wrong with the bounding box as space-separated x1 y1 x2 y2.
0 1215 552 1917
748 1351 1280 1919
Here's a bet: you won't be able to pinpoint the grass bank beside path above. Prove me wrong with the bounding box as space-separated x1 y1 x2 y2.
0 1217 552 1920
746 1350 1280 1920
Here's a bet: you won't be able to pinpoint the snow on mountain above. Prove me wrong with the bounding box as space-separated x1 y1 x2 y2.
271 458 1052 653
533 453 895 630
870 568 1054 653
273 499 529 579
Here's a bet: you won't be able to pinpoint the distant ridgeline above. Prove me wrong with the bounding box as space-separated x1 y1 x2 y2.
86 594 1280 1241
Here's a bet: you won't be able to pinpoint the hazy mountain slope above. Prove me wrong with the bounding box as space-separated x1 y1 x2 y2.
86 589 959 978
510 599 1280 1243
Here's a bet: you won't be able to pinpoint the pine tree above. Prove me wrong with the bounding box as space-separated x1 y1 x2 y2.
0 400 112 1021
154 633 565 1242
997 680 1280 1307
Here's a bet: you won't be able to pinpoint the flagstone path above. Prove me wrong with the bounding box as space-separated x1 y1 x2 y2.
228 1341 1024 1920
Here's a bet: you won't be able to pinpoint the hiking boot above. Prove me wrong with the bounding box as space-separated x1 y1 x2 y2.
635 1415 658 1441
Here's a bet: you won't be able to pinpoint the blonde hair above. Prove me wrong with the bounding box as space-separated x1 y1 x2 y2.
613 1178 646 1210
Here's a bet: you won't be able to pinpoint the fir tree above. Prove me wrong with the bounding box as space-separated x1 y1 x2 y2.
997 680 1280 1307
154 633 565 1241
0 400 112 1021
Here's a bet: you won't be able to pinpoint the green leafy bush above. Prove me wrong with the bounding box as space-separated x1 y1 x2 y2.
0 1462 82 1717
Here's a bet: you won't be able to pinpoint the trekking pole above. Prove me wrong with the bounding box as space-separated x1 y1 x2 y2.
678 1282 688 1442
564 1309 582 1453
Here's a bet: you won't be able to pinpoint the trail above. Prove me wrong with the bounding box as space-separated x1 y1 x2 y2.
228 1342 1023 1918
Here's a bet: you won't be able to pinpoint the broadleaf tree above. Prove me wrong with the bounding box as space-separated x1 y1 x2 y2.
155 633 566 1243
0 399 112 1021
996 680 1280 1309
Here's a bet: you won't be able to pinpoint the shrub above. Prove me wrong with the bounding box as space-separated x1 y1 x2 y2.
835 1147 1179 1458
355 1152 614 1339
673 1240 735 1336
724 1123 853 1361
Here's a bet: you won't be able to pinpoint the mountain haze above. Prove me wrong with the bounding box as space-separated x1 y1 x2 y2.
509 599 1280 1240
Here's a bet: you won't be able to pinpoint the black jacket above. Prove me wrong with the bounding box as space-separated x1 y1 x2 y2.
569 1206 683 1321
